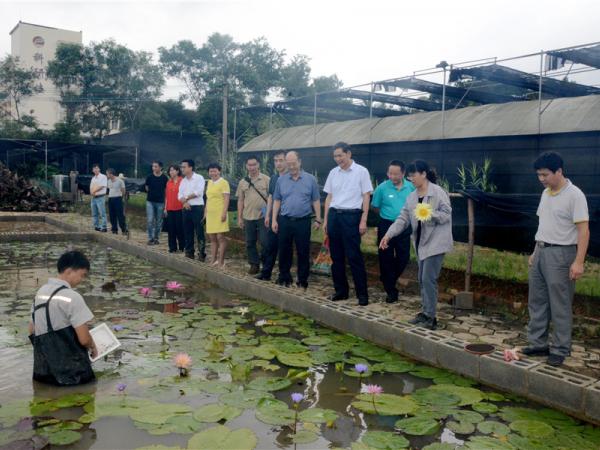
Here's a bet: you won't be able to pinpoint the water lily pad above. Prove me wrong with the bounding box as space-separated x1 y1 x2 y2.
311 349 346 364
291 430 319 444
263 325 290 334
409 366 452 379
498 407 539 423
361 430 409 449
413 405 458 420
247 376 292 392
298 407 338 423
130 402 191 425
187 425 257 450
302 336 331 346
352 393 418 416
255 398 295 426
250 359 280 371
220 390 273 409
425 384 484 406
45 430 82 445
509 420 554 438
411 387 461 406
422 444 457 450
477 421 510 436
447 420 475 435
394 416 440 436
472 402 499 414
194 380 236 394
276 352 313 368
193 404 242 423
373 360 416 373
134 446 183 450
465 436 515 449
252 346 277 360
351 342 388 359
484 392 506 402
451 410 484 424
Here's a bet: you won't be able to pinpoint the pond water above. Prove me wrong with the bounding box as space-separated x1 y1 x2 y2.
0 241 598 450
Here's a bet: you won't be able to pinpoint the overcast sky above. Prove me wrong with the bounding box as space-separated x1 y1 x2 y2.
1 0 599 101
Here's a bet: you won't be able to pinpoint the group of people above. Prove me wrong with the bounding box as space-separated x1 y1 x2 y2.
86 145 589 368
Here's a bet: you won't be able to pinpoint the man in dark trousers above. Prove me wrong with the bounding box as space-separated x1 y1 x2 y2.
271 151 321 288
255 151 287 281
524 152 589 367
106 168 128 236
178 159 207 261
323 142 373 306
371 160 415 303
145 161 168 245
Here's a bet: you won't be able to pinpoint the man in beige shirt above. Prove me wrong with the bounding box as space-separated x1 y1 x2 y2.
236 155 270 274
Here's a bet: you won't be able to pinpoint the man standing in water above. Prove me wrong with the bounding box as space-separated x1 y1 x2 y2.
29 250 97 385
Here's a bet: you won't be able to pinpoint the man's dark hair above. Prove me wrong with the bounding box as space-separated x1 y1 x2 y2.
333 142 351 153
152 160 163 168
273 150 286 158
207 162 222 171
388 160 406 172
57 250 90 273
246 155 259 164
534 152 564 173
92 164 101 170
106 168 116 176
181 159 195 169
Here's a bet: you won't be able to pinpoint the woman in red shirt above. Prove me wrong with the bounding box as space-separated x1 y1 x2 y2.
164 164 185 253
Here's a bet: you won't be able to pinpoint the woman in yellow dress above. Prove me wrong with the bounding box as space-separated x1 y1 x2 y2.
204 163 230 267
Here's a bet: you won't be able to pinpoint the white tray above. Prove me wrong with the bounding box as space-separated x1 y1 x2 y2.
89 323 121 362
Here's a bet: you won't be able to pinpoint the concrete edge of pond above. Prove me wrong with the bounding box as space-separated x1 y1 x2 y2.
3 213 599 426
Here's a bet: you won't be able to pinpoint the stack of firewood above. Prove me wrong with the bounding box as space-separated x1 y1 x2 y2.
0 163 65 212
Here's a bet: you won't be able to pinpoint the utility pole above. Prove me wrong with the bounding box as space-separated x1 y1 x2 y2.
221 82 228 166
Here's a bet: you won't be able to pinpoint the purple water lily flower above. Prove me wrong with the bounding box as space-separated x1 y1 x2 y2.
117 383 127 392
354 363 369 374
113 325 124 332
291 393 304 404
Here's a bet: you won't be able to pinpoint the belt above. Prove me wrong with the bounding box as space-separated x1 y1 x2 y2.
330 208 362 214
93 194 105 198
537 241 575 248
281 215 311 221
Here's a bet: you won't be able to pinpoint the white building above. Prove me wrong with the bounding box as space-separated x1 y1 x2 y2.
9 21 82 129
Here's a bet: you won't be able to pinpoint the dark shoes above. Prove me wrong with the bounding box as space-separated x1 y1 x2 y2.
409 312 437 330
276 279 291 287
248 264 260 275
185 252 194 259
147 239 156 245
296 281 308 290
385 294 399 304
329 292 349 301
198 254 206 262
254 273 271 281
357 297 369 306
112 230 118 234
521 347 550 357
547 354 565 367
100 228 107 232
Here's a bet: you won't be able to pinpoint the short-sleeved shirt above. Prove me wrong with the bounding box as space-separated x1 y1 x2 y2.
107 177 125 198
236 173 270 220
268 173 281 197
371 179 415 221
31 278 94 336
324 161 373 209
535 179 589 245
165 177 184 211
90 173 108 196
145 173 168 203
273 171 320 218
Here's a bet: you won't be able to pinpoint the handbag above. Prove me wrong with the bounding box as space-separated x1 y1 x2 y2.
311 236 333 276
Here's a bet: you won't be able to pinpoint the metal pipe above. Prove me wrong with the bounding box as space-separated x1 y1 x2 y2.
538 50 544 134
233 107 237 152
369 82 374 119
313 93 317 147
465 197 475 292
134 146 138 178
44 140 48 181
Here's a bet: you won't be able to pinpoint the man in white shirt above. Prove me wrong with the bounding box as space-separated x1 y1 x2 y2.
89 164 108 232
525 152 590 367
323 142 373 306
178 159 206 261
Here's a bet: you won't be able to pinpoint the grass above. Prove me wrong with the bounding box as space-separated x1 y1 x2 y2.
122 193 599 297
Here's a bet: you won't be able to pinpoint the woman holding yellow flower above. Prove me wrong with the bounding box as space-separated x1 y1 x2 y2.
379 160 453 330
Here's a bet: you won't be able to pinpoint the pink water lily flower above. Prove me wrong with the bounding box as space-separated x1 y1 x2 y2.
503 347 521 362
174 352 192 377
166 281 183 290
363 384 384 395
139 287 152 297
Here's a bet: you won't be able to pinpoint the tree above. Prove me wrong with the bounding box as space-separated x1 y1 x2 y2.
0 55 43 121
47 40 164 139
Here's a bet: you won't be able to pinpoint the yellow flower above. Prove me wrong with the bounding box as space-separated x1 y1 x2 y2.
414 202 433 222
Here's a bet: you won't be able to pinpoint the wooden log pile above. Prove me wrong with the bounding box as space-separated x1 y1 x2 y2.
0 163 66 212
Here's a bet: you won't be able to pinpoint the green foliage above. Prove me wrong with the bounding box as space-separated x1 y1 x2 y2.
0 55 43 120
456 158 497 192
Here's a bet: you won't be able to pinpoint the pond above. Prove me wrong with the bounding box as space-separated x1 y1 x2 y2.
0 241 599 450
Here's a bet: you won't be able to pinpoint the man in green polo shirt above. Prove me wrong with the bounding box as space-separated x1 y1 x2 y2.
372 160 415 303
524 152 589 367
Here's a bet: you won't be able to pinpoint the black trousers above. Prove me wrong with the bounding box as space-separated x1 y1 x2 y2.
108 197 127 233
327 209 368 299
261 227 279 278
166 209 185 252
182 205 206 258
278 215 312 285
377 218 411 298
